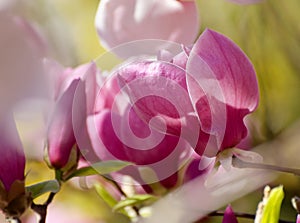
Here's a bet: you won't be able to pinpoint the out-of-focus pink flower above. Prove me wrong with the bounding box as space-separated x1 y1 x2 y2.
0 13 47 118
46 61 101 169
95 0 199 51
222 205 238 223
117 29 259 157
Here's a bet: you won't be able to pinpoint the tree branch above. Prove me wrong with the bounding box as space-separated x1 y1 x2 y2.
31 192 56 223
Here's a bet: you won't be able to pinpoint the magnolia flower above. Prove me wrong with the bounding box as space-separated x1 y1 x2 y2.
117 28 259 157
45 61 101 169
95 0 199 53
87 75 193 192
0 114 30 218
297 214 300 223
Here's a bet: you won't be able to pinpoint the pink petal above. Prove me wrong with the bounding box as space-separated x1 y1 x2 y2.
95 0 199 52
95 74 121 112
43 59 68 100
47 80 80 169
0 113 25 191
222 205 238 223
83 62 101 116
117 52 215 155
87 109 127 161
117 60 200 149
184 155 215 183
88 107 181 165
87 105 192 188
186 29 259 153
58 63 97 99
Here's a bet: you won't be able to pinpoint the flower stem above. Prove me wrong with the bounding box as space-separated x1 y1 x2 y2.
232 157 300 176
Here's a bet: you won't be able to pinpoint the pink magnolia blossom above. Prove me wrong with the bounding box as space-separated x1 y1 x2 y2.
222 205 238 223
297 214 300 223
117 29 259 157
87 75 193 191
95 0 199 51
46 61 101 169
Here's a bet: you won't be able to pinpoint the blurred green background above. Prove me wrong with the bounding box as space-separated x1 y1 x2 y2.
14 0 300 222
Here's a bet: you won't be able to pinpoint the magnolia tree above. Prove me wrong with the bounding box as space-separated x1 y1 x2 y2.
1 0 300 223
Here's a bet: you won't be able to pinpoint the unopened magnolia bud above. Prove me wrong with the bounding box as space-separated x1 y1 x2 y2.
0 115 29 218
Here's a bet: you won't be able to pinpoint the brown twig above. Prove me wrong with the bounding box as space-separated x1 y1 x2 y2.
31 192 56 223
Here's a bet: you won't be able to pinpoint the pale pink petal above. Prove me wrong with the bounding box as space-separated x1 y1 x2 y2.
43 59 68 100
95 0 199 52
157 49 174 62
0 13 47 117
143 167 274 223
95 74 121 112
59 63 96 98
83 62 101 115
